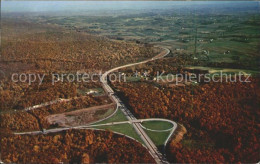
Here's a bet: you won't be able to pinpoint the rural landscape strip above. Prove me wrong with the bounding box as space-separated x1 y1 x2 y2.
13 47 178 164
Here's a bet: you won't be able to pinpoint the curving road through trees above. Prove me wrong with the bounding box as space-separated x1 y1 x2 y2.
100 46 177 164
10 46 178 164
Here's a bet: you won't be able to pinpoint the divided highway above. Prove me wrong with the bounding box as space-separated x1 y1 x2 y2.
11 47 176 164
100 47 172 164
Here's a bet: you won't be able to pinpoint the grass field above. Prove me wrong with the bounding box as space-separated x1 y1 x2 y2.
27 5 260 72
144 129 171 152
92 108 128 125
95 123 144 143
141 120 173 152
185 66 260 76
126 76 142 82
141 120 173 131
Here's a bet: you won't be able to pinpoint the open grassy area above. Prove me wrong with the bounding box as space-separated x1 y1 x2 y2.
144 129 170 152
141 120 173 131
95 123 144 143
126 76 142 82
92 108 128 125
26 4 260 72
185 66 260 76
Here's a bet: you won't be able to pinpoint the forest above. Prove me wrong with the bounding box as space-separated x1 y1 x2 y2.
0 95 111 132
113 77 260 162
0 76 76 111
0 129 154 163
0 70 113 132
1 8 259 163
1 19 159 77
0 74 104 111
0 18 160 163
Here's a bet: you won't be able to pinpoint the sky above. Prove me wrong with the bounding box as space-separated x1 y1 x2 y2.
2 1 258 13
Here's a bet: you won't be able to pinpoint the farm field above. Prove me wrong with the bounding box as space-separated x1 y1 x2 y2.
27 3 260 71
0 1 259 163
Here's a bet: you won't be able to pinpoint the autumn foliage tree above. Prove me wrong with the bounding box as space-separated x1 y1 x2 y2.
1 129 155 163
113 77 260 163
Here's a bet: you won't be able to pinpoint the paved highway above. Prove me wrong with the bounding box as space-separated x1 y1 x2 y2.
11 47 177 164
100 47 172 164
